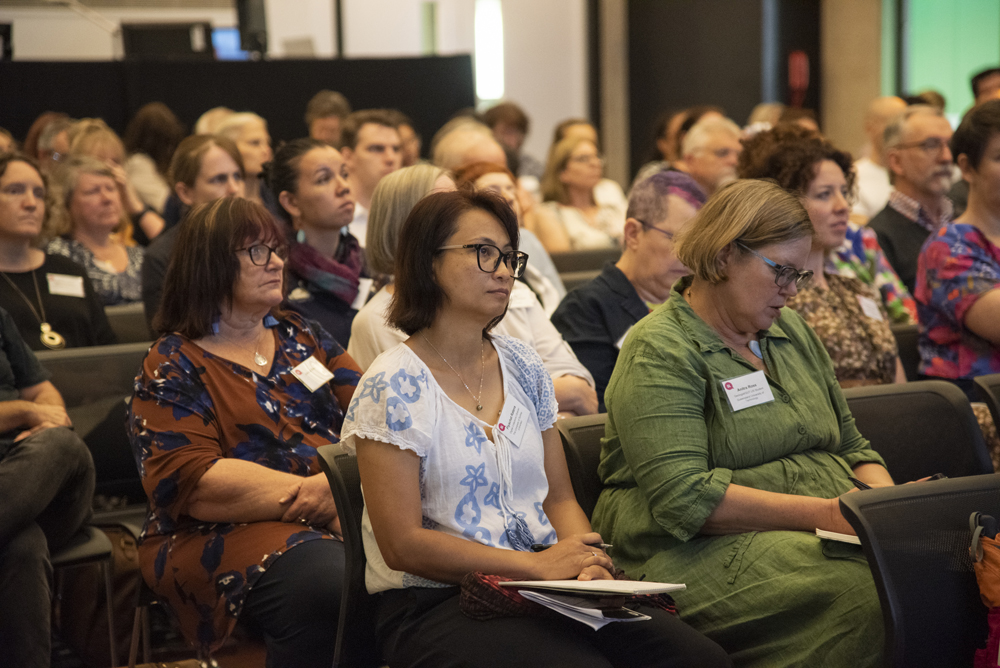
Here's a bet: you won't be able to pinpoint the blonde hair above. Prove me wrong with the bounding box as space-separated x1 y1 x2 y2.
675 179 812 284
45 154 133 243
366 163 449 275
214 112 268 143
69 120 126 164
541 134 594 204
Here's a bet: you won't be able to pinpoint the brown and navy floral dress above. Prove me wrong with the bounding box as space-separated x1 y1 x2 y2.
128 313 360 651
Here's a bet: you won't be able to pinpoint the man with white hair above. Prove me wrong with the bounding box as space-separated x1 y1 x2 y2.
431 120 508 171
672 116 742 196
867 105 954 294
853 96 907 219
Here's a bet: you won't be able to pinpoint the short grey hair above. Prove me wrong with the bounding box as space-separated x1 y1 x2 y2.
38 118 73 152
883 104 944 150
681 116 741 158
626 171 707 223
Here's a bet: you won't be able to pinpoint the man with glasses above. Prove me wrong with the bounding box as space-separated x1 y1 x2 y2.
551 172 705 410
868 105 955 294
673 116 742 197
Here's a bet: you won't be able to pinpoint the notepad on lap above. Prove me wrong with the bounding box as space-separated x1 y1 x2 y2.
500 579 685 595
816 529 861 545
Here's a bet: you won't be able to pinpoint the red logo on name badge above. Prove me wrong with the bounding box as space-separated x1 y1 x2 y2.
499 424 506 431
724 382 734 390
294 369 302 376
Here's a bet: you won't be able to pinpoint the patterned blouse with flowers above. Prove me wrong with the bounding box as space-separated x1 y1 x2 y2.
915 223 1000 380
826 223 917 325
785 274 898 386
128 313 361 652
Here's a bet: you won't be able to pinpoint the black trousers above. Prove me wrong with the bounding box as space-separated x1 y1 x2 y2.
241 538 346 668
375 586 732 668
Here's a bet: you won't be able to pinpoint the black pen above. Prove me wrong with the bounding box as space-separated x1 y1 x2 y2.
531 542 613 552
848 477 872 491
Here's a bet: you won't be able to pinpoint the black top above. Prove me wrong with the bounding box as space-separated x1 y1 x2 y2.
550 263 650 412
141 223 179 333
867 204 930 296
0 306 50 453
0 254 116 351
284 282 357 349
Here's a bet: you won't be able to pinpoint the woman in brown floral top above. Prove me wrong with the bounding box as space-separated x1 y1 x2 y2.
738 125 1000 465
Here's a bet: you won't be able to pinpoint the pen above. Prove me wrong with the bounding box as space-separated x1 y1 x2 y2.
847 477 872 491
531 543 613 552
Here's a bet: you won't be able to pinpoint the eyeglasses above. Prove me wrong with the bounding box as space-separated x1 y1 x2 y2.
239 243 289 266
737 242 813 289
892 137 950 156
438 243 529 278
636 219 674 241
568 153 604 165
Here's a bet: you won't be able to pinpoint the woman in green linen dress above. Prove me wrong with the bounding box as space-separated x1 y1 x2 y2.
593 179 892 667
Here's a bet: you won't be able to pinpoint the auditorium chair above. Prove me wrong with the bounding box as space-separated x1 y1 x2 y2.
556 413 608 519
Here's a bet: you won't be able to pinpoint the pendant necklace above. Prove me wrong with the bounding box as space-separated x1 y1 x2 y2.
421 333 485 411
217 327 269 368
0 270 66 349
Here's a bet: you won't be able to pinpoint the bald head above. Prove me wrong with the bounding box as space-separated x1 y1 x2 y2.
432 124 508 172
864 96 907 161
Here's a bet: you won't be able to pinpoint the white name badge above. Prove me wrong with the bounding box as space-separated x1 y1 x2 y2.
496 396 530 447
351 277 374 311
857 295 884 322
291 355 334 392
720 370 775 412
46 273 85 298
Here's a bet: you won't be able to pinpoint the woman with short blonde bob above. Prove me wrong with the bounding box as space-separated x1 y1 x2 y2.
46 155 144 305
594 179 890 665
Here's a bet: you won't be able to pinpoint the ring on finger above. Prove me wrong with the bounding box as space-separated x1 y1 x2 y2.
299 518 309 525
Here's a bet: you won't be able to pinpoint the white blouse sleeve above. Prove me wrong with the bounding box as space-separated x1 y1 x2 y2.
496 336 559 432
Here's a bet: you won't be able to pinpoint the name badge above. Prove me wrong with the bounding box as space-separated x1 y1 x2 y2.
46 273 85 298
856 295 884 322
291 356 334 392
496 396 530 447
720 370 775 412
351 277 374 311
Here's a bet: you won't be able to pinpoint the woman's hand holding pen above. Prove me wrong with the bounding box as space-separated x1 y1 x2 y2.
529 533 615 581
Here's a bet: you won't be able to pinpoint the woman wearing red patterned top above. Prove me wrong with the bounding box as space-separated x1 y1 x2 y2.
129 197 361 665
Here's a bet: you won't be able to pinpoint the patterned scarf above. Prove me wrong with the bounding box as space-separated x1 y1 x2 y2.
287 234 364 305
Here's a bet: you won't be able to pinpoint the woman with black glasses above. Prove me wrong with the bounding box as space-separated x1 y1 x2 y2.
593 179 892 666
342 189 729 668
130 197 362 666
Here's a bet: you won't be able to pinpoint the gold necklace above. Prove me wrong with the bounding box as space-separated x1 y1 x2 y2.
421 333 485 411
0 270 66 349
216 327 269 367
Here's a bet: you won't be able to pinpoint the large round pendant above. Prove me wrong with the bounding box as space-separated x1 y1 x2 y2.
476 404 483 411
254 352 268 367
40 322 65 350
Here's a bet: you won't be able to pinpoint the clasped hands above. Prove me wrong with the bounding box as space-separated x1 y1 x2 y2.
278 473 342 537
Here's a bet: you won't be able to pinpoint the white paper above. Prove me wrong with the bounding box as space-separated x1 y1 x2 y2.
816 529 861 545
46 273 85 298
496 396 530 447
857 295 884 322
614 325 634 350
720 370 775 412
500 579 686 596
519 590 651 631
291 356 334 392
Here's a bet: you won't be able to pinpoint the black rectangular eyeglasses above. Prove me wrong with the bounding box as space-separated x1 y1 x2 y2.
438 243 529 278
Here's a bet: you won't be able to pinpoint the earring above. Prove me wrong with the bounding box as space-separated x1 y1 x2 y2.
296 229 306 244
211 319 220 335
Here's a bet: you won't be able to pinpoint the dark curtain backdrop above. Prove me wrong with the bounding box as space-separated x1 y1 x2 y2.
0 55 474 158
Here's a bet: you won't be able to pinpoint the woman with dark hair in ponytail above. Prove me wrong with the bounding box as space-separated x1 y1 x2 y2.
270 138 368 347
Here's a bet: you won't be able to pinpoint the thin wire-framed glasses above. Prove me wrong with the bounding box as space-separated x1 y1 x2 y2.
635 219 675 241
736 242 813 289
239 243 289 266
438 243 529 278
892 137 950 156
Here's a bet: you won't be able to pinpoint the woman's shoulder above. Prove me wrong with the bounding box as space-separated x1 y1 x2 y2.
45 237 86 260
42 252 88 275
923 223 992 262
492 334 545 371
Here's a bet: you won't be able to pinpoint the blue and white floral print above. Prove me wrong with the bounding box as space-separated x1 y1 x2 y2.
341 335 560 594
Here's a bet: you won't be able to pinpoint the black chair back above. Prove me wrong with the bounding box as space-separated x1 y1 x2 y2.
844 380 992 483
104 303 154 344
974 374 1000 436
549 248 621 273
316 446 381 668
840 475 999 667
556 413 608 519
890 323 920 382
